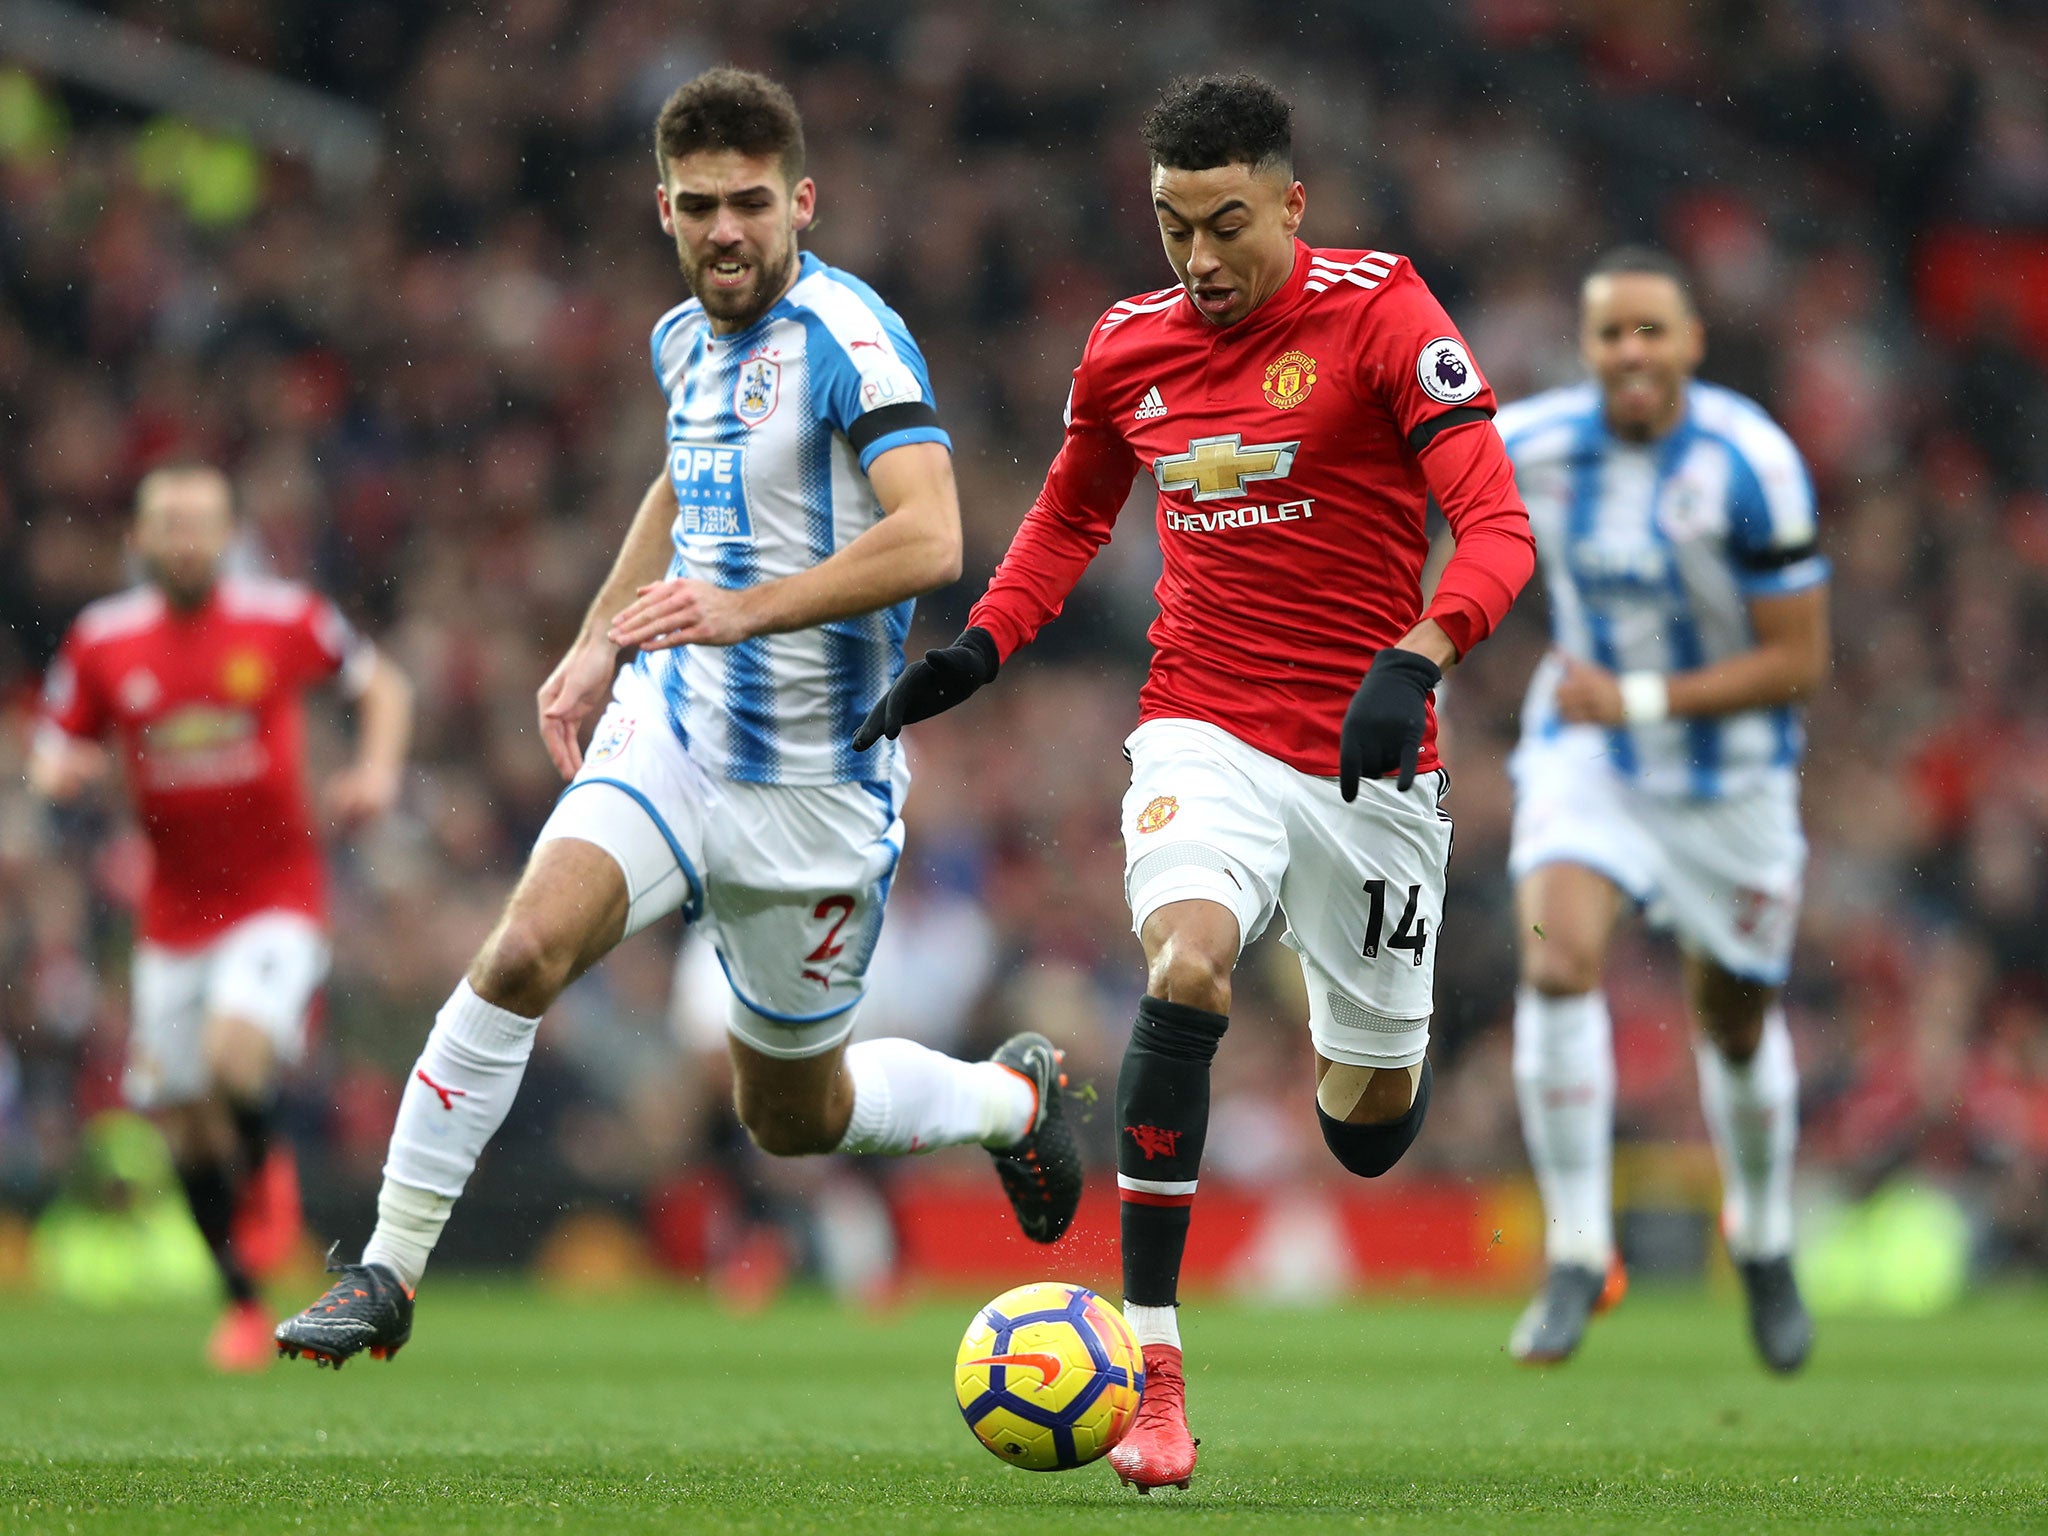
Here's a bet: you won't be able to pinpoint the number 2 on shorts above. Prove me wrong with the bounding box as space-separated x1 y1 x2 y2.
1361 879 1429 966
806 895 857 963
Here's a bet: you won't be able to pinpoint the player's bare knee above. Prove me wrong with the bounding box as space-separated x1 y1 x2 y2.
1145 940 1232 1015
203 1017 273 1101
1701 1003 1766 1063
734 1093 838 1157
1522 937 1603 999
1317 1059 1431 1177
1139 900 1239 1015
1320 1059 1419 1123
727 1039 851 1158
469 919 577 1017
1687 955 1770 1063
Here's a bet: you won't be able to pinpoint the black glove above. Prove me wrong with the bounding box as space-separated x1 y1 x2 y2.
852 626 1000 751
1339 647 1442 800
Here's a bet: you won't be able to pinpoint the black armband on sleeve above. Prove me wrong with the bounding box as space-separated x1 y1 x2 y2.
1731 539 1821 573
847 401 943 456
1407 406 1493 453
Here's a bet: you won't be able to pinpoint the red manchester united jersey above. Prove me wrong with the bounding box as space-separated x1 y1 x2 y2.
41 576 374 947
969 241 1534 776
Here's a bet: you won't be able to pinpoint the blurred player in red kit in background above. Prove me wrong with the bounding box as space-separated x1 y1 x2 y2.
860 74 1535 1491
29 463 414 1371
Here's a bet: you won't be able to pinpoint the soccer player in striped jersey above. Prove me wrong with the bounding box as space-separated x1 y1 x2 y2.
276 68 1081 1368
1499 248 1827 1373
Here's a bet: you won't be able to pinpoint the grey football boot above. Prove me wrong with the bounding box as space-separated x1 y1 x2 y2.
1738 1256 1814 1374
1509 1259 1626 1364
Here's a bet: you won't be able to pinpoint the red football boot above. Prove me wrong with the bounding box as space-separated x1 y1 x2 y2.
709 1226 792 1316
1108 1343 1197 1493
207 1298 275 1373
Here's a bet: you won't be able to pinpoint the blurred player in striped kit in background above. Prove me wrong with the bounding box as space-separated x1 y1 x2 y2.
1499 248 1828 1373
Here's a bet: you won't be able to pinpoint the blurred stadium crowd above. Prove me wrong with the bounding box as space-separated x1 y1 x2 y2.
2 0 2047 1284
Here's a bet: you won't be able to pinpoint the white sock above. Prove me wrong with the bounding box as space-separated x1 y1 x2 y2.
1696 1006 1798 1260
1512 987 1616 1270
360 1180 451 1292
835 1038 1035 1155
1124 1302 1180 1350
364 982 540 1283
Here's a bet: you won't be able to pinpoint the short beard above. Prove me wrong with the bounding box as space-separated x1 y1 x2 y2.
686 242 797 331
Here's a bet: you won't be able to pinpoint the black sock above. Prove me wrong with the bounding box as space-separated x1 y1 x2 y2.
177 1160 256 1304
1117 995 1228 1308
228 1097 272 1177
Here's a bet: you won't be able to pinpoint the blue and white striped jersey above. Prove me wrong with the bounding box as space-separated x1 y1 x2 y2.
1500 380 1829 799
638 252 949 788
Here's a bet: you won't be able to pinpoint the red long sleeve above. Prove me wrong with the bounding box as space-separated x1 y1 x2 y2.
967 482 1125 662
1418 417 1536 657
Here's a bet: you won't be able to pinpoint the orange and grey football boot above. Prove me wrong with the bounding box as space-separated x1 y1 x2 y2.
987 1033 1083 1244
275 1243 414 1368
1509 1255 1629 1364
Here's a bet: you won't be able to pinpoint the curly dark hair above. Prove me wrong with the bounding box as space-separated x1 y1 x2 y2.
1586 245 1695 308
1141 73 1292 173
654 67 805 185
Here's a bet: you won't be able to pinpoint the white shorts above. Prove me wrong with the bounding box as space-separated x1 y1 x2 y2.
127 910 330 1108
536 668 907 1060
1508 726 1806 984
1121 718 1455 1070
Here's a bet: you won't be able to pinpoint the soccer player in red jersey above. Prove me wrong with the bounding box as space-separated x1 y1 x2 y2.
858 75 1535 1490
29 463 414 1370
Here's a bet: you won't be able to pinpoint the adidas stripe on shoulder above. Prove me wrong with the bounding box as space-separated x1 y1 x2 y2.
1097 287 1186 336
73 586 165 644
1305 250 1401 296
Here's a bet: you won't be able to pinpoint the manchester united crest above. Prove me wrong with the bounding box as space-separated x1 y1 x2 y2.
221 649 271 703
1136 795 1179 834
1262 350 1318 409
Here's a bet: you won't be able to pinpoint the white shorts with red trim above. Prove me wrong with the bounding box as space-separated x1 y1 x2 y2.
1120 718 1455 1070
127 910 329 1108
535 667 908 1059
1509 724 1806 985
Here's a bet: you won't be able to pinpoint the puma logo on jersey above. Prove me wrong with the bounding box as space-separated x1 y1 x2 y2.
1153 433 1300 502
1134 385 1168 420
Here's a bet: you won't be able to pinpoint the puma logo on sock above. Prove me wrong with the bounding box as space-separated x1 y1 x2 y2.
416 1070 468 1111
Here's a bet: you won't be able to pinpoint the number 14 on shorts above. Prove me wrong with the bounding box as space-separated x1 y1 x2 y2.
1361 880 1429 965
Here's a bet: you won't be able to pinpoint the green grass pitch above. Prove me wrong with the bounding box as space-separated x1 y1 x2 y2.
3 1284 2043 1534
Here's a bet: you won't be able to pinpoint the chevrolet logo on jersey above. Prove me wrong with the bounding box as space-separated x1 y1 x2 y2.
1152 434 1300 503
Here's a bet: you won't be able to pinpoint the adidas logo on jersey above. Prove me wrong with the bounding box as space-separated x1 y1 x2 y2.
1134 386 1168 420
